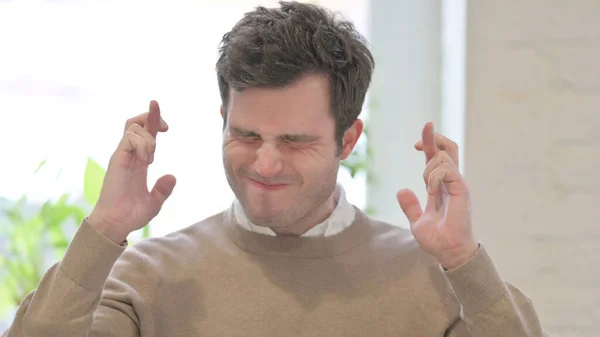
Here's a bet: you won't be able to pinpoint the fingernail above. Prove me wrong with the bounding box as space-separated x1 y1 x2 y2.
160 119 168 129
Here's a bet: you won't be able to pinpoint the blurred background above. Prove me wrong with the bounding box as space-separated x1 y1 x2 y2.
0 0 598 336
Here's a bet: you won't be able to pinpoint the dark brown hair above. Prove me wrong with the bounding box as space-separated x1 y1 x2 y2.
216 1 375 152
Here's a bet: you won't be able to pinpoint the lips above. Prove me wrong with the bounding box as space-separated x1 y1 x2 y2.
247 177 289 190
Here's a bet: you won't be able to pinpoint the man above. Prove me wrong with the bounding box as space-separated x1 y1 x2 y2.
3 1 547 336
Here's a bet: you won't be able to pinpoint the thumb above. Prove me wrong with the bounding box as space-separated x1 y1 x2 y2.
150 174 177 207
396 188 423 225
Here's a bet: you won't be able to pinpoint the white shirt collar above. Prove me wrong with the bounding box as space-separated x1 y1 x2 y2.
233 184 356 237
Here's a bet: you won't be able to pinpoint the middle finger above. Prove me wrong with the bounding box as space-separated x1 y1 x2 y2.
124 112 169 133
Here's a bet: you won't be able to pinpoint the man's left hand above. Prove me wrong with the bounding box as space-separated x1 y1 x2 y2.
396 122 478 270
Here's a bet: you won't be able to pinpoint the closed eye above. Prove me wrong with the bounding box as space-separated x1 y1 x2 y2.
231 128 261 140
282 135 319 144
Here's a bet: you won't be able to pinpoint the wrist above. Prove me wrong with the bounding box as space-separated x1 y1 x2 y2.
438 241 479 270
85 214 128 245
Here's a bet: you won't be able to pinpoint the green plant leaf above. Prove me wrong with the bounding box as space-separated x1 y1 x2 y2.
3 258 26 297
142 224 151 239
13 217 43 279
5 197 26 226
0 277 14 319
0 158 113 315
57 193 70 205
53 248 68 261
43 199 72 230
34 159 47 173
83 157 106 206
364 206 377 216
68 206 87 225
48 224 69 249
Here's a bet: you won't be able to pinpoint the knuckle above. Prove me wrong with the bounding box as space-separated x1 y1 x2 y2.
429 151 442 162
128 122 142 131
125 117 140 131
123 130 136 139
125 117 134 127
449 142 458 153
440 151 452 162
444 137 458 151
427 171 437 183
438 133 458 149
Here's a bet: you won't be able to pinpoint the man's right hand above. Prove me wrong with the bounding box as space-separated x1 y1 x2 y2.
87 100 177 244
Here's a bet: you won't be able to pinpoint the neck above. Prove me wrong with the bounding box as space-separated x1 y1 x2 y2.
270 193 337 237
226 205 370 258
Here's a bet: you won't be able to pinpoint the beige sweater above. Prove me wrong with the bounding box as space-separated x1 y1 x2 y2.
3 207 546 337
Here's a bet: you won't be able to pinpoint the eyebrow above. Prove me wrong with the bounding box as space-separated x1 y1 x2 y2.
231 127 259 137
230 127 320 143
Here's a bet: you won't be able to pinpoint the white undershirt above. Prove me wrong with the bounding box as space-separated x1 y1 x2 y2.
233 184 356 237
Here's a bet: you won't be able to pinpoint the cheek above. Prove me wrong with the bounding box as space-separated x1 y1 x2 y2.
223 142 256 170
286 147 335 176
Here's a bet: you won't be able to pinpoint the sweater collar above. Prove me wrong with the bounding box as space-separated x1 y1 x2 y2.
232 184 356 237
225 205 371 258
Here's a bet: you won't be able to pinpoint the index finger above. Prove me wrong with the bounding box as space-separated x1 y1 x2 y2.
146 100 161 138
414 133 459 168
123 112 169 133
421 122 437 164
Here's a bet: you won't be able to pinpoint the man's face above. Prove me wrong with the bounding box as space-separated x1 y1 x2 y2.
222 73 360 231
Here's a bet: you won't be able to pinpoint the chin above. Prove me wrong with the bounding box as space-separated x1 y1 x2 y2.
245 205 288 226
246 209 278 224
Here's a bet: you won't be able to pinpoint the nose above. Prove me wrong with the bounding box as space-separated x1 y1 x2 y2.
255 143 283 178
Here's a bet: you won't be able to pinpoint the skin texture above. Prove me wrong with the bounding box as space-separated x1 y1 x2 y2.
86 101 176 244
398 122 478 269
221 73 362 236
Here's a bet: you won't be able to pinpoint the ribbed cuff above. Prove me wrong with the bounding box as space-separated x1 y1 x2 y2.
60 219 127 292
442 244 508 315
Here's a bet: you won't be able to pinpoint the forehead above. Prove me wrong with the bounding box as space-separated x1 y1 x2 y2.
227 73 335 135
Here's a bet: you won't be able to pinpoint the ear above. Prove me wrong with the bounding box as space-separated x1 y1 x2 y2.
340 119 364 160
220 105 225 118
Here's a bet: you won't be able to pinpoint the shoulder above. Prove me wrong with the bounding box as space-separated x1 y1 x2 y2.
357 210 447 278
116 211 231 272
103 211 233 299
357 210 424 256
357 212 460 309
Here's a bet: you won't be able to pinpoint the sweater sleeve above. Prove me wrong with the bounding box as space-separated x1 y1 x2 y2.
443 244 549 337
1 220 140 337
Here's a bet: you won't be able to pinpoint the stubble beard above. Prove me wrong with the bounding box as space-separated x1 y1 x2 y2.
226 168 339 231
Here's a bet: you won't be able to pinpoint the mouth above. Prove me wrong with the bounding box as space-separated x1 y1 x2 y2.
247 177 289 191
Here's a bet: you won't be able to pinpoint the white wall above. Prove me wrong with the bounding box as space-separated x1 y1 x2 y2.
367 1 599 335
366 0 443 227
465 1 600 336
